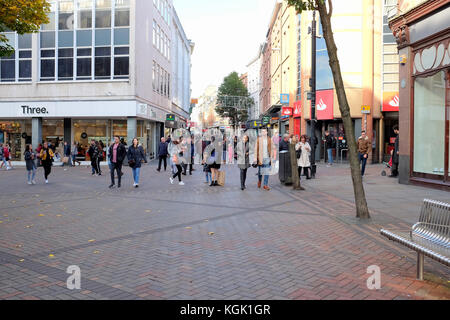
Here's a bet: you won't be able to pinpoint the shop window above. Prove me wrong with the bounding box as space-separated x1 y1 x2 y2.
94 46 111 79
413 71 446 176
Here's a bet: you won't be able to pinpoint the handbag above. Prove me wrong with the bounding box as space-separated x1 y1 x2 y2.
128 159 136 168
217 171 225 186
63 156 69 164
296 148 302 159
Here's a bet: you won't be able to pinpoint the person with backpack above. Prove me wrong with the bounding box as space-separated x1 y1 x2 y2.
40 142 54 184
127 138 147 188
24 144 37 185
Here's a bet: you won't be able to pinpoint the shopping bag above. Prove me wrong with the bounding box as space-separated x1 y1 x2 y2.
217 171 225 186
62 156 69 164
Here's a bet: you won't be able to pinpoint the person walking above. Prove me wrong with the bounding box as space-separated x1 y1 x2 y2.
324 130 336 167
1 144 12 170
96 141 103 175
71 142 80 166
169 141 184 186
108 136 126 189
24 144 37 185
202 139 212 184
189 134 195 174
63 141 72 169
127 138 147 188
157 137 168 172
254 128 274 191
357 130 371 177
0 143 4 170
237 135 250 190
296 135 312 180
207 136 221 186
39 142 54 184
389 125 400 178
88 140 100 176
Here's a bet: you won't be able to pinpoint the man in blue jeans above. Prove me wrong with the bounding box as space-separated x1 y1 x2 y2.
357 130 371 177
324 131 335 167
254 128 274 191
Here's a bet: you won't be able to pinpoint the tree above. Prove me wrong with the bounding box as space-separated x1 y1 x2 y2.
287 0 370 219
0 0 50 56
215 72 252 127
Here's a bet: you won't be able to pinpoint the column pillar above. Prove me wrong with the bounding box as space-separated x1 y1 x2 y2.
31 117 42 150
127 117 137 146
64 118 71 144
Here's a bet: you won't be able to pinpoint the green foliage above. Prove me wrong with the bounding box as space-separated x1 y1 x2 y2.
215 72 253 125
286 0 322 12
0 0 51 56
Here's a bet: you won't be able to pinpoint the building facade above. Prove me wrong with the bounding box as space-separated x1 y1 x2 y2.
246 45 263 120
0 0 192 161
389 0 449 189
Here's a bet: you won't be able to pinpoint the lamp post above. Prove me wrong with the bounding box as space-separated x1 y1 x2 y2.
310 10 317 178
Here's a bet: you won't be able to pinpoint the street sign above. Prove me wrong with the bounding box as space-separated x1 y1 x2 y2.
361 105 371 114
166 114 175 121
280 94 290 105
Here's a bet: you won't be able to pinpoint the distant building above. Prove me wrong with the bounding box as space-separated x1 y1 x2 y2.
246 45 263 120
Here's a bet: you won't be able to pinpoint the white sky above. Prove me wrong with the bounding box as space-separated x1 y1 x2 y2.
173 0 276 98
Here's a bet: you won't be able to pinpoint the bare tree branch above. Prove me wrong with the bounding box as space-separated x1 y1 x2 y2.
327 0 333 18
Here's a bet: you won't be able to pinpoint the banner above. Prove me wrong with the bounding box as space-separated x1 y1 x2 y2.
383 92 399 112
315 89 334 120
281 107 293 116
293 101 301 117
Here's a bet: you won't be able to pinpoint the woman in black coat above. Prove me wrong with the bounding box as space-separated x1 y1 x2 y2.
237 135 250 190
24 144 37 185
127 138 147 188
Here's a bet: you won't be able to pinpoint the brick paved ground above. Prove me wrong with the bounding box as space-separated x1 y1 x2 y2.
0 160 448 300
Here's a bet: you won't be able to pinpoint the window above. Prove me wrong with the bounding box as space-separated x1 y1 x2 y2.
18 34 32 81
58 48 74 80
413 71 446 177
95 0 111 28
42 1 56 31
95 46 111 79
114 0 130 27
153 20 157 46
77 48 92 79
114 44 129 79
77 0 93 29
59 0 74 30
316 20 333 90
152 61 156 91
40 31 56 81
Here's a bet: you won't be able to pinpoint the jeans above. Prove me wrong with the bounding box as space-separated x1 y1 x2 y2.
327 148 333 164
359 153 368 176
258 158 271 186
27 167 36 182
132 167 141 184
110 162 122 185
205 172 211 183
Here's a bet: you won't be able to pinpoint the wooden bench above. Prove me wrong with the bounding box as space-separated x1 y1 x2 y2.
380 199 450 280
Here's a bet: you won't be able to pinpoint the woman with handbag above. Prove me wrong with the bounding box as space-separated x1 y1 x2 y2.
207 136 221 186
24 144 37 185
40 142 55 184
295 135 311 180
127 138 147 188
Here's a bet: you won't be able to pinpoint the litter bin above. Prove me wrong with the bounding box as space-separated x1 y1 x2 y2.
279 150 292 185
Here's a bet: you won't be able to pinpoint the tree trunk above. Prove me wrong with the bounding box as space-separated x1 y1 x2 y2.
290 142 304 190
317 2 370 219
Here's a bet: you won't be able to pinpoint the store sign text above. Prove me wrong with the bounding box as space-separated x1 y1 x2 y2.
21 106 49 115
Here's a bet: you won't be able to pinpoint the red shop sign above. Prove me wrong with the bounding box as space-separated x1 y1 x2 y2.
281 107 293 116
293 101 301 117
315 89 334 120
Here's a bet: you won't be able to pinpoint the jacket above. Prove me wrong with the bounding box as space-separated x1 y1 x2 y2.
40 148 54 163
108 143 126 164
127 145 147 168
3 147 10 158
88 144 99 160
237 141 250 170
296 142 311 168
325 135 335 149
255 136 272 166
158 142 168 157
279 139 290 152
25 150 36 171
357 136 371 155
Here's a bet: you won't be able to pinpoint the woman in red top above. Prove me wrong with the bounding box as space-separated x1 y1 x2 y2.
0 144 12 170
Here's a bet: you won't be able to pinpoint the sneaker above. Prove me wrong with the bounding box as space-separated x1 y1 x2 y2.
169 177 174 184
45 180 49 184
109 184 115 189
179 181 185 186
117 184 121 188
263 185 270 191
64 168 68 171
133 183 136 187
32 180 36 185
27 181 32 185
135 184 139 188
257 181 261 188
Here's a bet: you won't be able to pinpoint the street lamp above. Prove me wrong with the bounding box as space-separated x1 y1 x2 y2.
309 10 317 178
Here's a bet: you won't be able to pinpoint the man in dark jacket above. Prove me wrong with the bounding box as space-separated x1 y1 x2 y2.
324 131 336 166
88 140 99 175
108 136 126 188
63 141 72 167
389 125 399 178
157 137 168 172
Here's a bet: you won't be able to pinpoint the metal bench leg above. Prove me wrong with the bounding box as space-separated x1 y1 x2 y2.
417 252 424 281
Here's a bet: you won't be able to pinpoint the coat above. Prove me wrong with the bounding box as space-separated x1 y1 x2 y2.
357 136 371 155
24 150 36 171
158 142 168 157
127 145 147 168
296 142 311 168
108 143 126 164
40 148 54 164
237 141 250 170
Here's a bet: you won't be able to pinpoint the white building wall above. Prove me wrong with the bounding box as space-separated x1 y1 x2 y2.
247 52 262 119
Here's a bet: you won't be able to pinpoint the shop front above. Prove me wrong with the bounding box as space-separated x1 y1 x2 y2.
391 1 450 189
0 100 166 161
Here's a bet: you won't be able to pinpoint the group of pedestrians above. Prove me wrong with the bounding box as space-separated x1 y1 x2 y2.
24 142 55 184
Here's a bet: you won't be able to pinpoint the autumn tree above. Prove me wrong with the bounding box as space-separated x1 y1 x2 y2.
0 0 50 56
287 0 370 219
215 72 252 127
